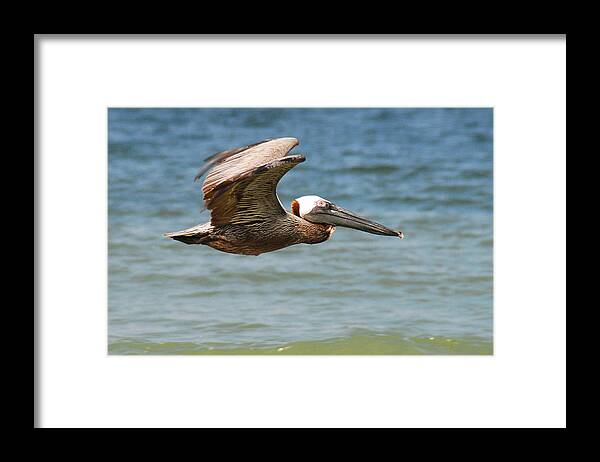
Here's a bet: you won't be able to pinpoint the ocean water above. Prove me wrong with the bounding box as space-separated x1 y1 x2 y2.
108 108 493 355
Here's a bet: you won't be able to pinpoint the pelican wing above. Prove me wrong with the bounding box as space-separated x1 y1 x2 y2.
194 139 274 182
196 138 303 226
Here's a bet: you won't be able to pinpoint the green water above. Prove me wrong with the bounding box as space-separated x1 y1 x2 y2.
109 330 492 355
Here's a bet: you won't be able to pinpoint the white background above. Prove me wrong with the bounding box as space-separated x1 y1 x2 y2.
36 35 566 428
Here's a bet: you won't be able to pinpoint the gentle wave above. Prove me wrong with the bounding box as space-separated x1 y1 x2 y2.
336 165 401 174
108 331 492 356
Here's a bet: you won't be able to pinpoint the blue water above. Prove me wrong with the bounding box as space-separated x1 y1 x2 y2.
108 108 493 354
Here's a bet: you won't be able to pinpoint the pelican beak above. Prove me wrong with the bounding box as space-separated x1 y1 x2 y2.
310 204 404 238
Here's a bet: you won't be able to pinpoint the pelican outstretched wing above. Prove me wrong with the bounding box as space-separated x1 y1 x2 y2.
195 137 304 226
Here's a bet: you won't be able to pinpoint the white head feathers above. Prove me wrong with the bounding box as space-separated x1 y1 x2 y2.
293 195 327 217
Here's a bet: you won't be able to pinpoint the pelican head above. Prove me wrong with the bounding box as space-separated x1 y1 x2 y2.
292 195 404 238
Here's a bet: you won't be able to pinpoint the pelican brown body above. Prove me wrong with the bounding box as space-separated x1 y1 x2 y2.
164 137 403 256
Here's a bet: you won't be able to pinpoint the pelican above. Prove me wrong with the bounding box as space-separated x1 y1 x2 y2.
164 137 403 256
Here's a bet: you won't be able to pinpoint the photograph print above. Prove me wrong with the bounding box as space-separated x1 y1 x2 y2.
108 108 493 355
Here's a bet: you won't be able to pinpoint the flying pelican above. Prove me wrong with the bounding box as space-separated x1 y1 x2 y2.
164 137 403 256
